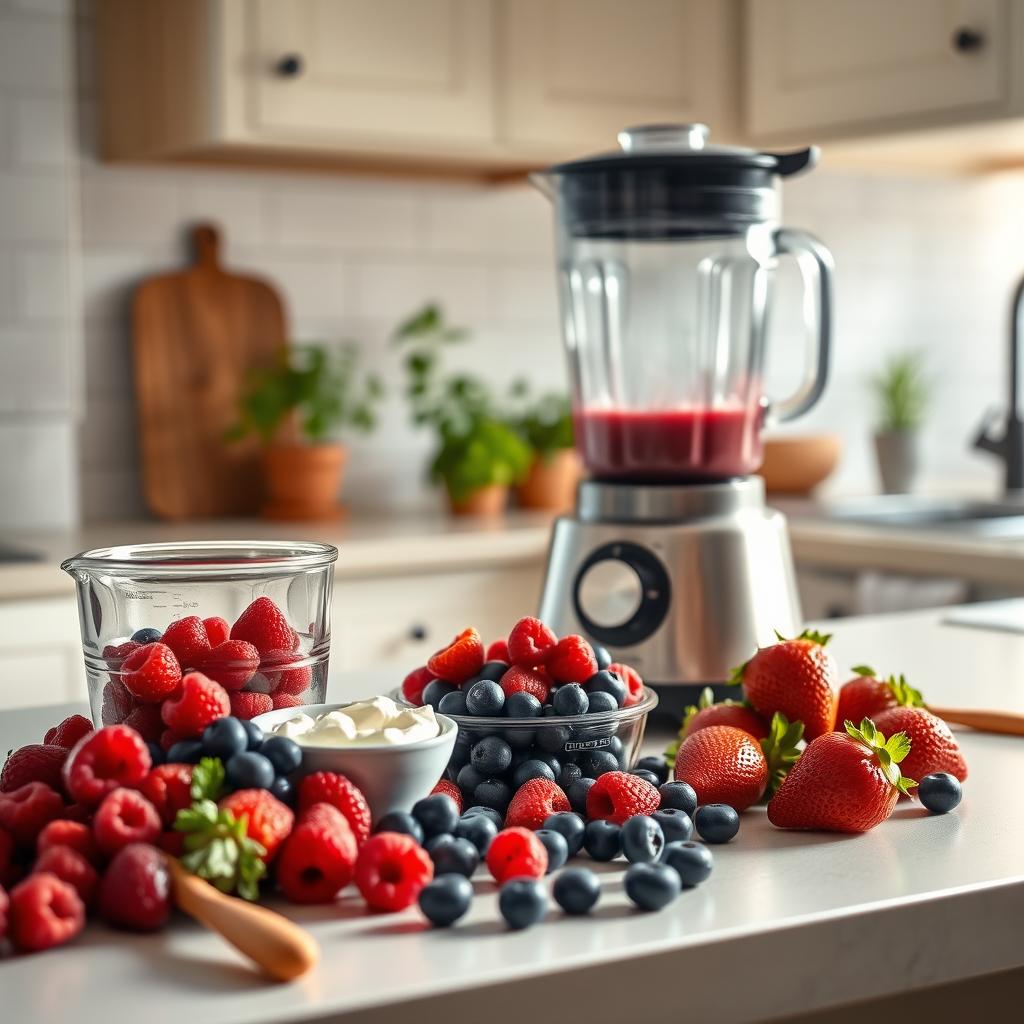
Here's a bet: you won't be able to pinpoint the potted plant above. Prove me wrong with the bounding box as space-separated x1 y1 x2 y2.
508 385 581 511
229 343 383 519
869 351 929 494
396 305 532 516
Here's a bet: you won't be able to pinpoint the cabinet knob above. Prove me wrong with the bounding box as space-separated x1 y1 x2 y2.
952 27 985 53
409 624 428 642
275 54 304 77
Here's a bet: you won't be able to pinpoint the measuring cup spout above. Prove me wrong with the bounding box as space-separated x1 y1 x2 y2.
60 557 88 584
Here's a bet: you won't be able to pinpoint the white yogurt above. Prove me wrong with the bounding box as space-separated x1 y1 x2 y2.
273 695 439 747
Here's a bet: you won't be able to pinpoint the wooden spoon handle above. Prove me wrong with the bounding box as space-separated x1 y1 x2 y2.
168 859 319 982
929 705 1024 737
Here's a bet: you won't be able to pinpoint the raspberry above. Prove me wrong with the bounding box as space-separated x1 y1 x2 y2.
260 649 313 695
485 826 548 883
508 617 558 667
0 883 7 941
122 704 166 742
158 830 186 857
272 692 304 710
231 597 296 657
546 635 598 683
93 788 162 855
220 789 294 862
277 803 358 904
37 819 100 865
506 778 570 830
101 679 135 725
485 638 510 662
122 642 182 702
0 744 67 794
298 771 372 844
430 779 463 812
354 832 433 912
97 842 170 931
103 640 141 665
401 665 433 705
609 663 644 707
230 691 273 720
196 640 260 690
161 616 212 668
426 627 484 684
63 725 151 806
587 771 660 824
8 872 85 952
0 782 64 847
500 664 552 703
33 846 98 906
60 804 92 824
0 827 21 888
138 764 194 827
161 672 230 736
203 616 230 647
43 715 94 750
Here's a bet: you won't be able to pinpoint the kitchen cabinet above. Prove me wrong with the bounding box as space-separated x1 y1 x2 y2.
0 596 83 710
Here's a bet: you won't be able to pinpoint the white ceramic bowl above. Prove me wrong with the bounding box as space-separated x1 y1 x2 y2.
252 703 458 822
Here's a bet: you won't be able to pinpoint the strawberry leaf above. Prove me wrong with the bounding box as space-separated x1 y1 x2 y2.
851 664 875 677
760 712 804 799
844 718 914 792
190 757 226 803
886 674 925 708
174 799 266 901
727 660 747 687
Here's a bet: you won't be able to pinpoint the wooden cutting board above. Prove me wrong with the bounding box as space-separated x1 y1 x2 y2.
133 224 286 519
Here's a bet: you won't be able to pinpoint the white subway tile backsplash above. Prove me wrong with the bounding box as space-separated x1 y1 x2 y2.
0 324 72 411
0 171 69 241
12 94 68 166
0 13 67 94
346 259 489 322
14 246 71 319
80 245 178 324
80 170 182 245
179 180 270 250
0 416 77 528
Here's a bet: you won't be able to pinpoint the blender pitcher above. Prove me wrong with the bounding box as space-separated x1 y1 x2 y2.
532 124 834 481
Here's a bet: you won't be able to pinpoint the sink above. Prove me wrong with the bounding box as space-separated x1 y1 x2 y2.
0 543 44 564
821 496 1024 538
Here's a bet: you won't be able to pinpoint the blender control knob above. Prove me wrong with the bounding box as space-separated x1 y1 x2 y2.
577 559 644 629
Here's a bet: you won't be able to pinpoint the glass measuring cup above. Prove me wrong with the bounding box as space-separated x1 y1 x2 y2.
61 541 338 729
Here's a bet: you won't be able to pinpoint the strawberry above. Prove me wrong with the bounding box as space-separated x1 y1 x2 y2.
872 706 968 791
101 680 135 725
401 665 433 705
195 640 260 690
427 628 484 684
545 635 598 683
231 597 296 658
260 650 312 695
768 718 914 832
507 617 557 667
505 778 570 830
685 688 769 740
674 725 769 811
219 789 294 863
835 667 923 728
161 616 212 669
734 629 838 740
298 771 372 845
202 616 230 647
43 715 93 750
1 744 67 794
272 692 304 710
608 663 644 707
430 779 463 812
160 672 230 737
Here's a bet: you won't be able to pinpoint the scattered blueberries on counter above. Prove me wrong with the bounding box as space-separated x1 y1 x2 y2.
635 756 670 785
535 829 570 873
694 803 740 844
662 841 714 887
568 777 596 816
499 878 548 930
419 874 474 927
583 819 622 861
428 835 480 877
461 805 504 830
542 811 586 857
621 814 665 864
552 867 602 915
658 781 698 818
917 772 963 814
629 768 661 788
455 811 497 854
375 811 424 844
652 807 693 844
624 862 682 911
412 794 461 838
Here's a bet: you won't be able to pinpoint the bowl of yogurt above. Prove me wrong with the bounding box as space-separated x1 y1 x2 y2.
252 696 457 822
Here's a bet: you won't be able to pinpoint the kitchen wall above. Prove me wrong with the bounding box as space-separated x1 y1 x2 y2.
3 0 1023 528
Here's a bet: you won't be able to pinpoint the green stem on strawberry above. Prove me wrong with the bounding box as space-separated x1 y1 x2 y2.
844 718 917 794
190 756 226 802
174 798 267 901
760 712 805 800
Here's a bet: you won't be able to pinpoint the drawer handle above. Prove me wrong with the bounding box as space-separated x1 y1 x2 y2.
952 27 985 53
409 624 428 642
275 54 304 77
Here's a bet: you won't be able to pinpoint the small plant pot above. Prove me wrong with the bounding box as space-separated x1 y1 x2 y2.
261 442 347 520
874 430 920 494
516 449 582 511
447 483 508 517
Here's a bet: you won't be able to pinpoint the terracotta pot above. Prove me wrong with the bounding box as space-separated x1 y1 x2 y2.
759 435 842 495
516 449 582 511
261 443 347 520
447 483 508 517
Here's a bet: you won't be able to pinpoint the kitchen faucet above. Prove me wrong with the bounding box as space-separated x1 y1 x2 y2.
974 274 1024 493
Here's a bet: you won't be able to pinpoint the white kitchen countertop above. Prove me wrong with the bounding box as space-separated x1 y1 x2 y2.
1 606 1023 1023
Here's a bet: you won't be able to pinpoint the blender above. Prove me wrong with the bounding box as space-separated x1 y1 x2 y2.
534 124 834 711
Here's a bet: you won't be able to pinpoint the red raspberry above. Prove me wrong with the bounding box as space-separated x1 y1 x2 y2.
97 842 170 931
158 830 186 857
0 882 7 940
161 672 230 737
546 635 598 683
195 639 260 690
161 616 212 668
507 617 558 667
60 803 92 824
0 827 21 888
0 782 64 847
485 826 548 883
122 704 166 743
93 788 162 855
8 872 85 951
277 803 358 904
485 638 510 662
272 692 304 710
587 770 660 824
260 649 313 695
203 616 230 647
426 627 484 684
63 725 151 806
43 715 94 750
609 663 644 707
401 665 433 705
430 779 463 812
298 771 371 844
138 764 194 827
231 597 296 657
101 679 135 725
33 846 98 906
505 778 570 830
220 789 294 862
230 691 273 720
0 744 67 794
354 832 433 912
103 640 141 665
122 643 182 702
500 664 552 703
37 819 100 865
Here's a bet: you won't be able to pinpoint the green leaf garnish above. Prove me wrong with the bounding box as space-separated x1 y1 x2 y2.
760 712 805 800
190 757 226 803
844 718 916 795
851 664 875 677
885 673 925 708
174 799 266 901
776 628 833 647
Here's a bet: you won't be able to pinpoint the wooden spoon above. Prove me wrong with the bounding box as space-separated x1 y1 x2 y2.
168 859 319 982
928 705 1024 737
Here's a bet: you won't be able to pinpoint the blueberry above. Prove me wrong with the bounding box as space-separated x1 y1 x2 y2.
424 833 454 854
512 758 555 788
918 772 963 814
499 878 547 929
542 811 586 857
259 735 302 776
504 726 537 751
145 741 165 767
535 829 569 872
553 683 589 717
375 810 424 843
577 749 620 778
658 781 698 817
624 862 681 911
474 777 512 812
635 756 669 785
438 690 469 717
457 763 485 796
423 680 456 709
130 627 163 644
553 867 601 915
241 719 264 751
470 736 512 775
568 777 596 815
202 716 249 760
694 803 740 844
652 808 693 844
536 724 572 754
559 763 583 790
583 819 621 861
448 735 473 771
584 669 626 707
429 835 479 877
412 793 460 839
531 752 561 777
592 645 612 671
269 775 293 805
225 751 275 791
477 660 509 683
504 691 542 719
662 841 714 887
606 735 625 759
461 805 504 830
587 690 619 714
621 814 665 863
465 680 505 717
455 812 497 854
419 873 473 927
166 739 203 764
629 768 661 788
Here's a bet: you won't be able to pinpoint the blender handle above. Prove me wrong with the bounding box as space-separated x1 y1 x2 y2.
767 228 835 424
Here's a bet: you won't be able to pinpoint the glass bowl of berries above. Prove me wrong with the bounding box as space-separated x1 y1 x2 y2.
61 541 337 746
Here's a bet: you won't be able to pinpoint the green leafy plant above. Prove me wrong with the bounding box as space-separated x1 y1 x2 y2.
507 384 574 462
869 351 929 433
228 342 383 445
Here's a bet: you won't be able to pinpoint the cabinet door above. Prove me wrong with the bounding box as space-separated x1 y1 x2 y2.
0 597 83 711
499 0 740 153
242 0 496 145
746 0 1011 139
